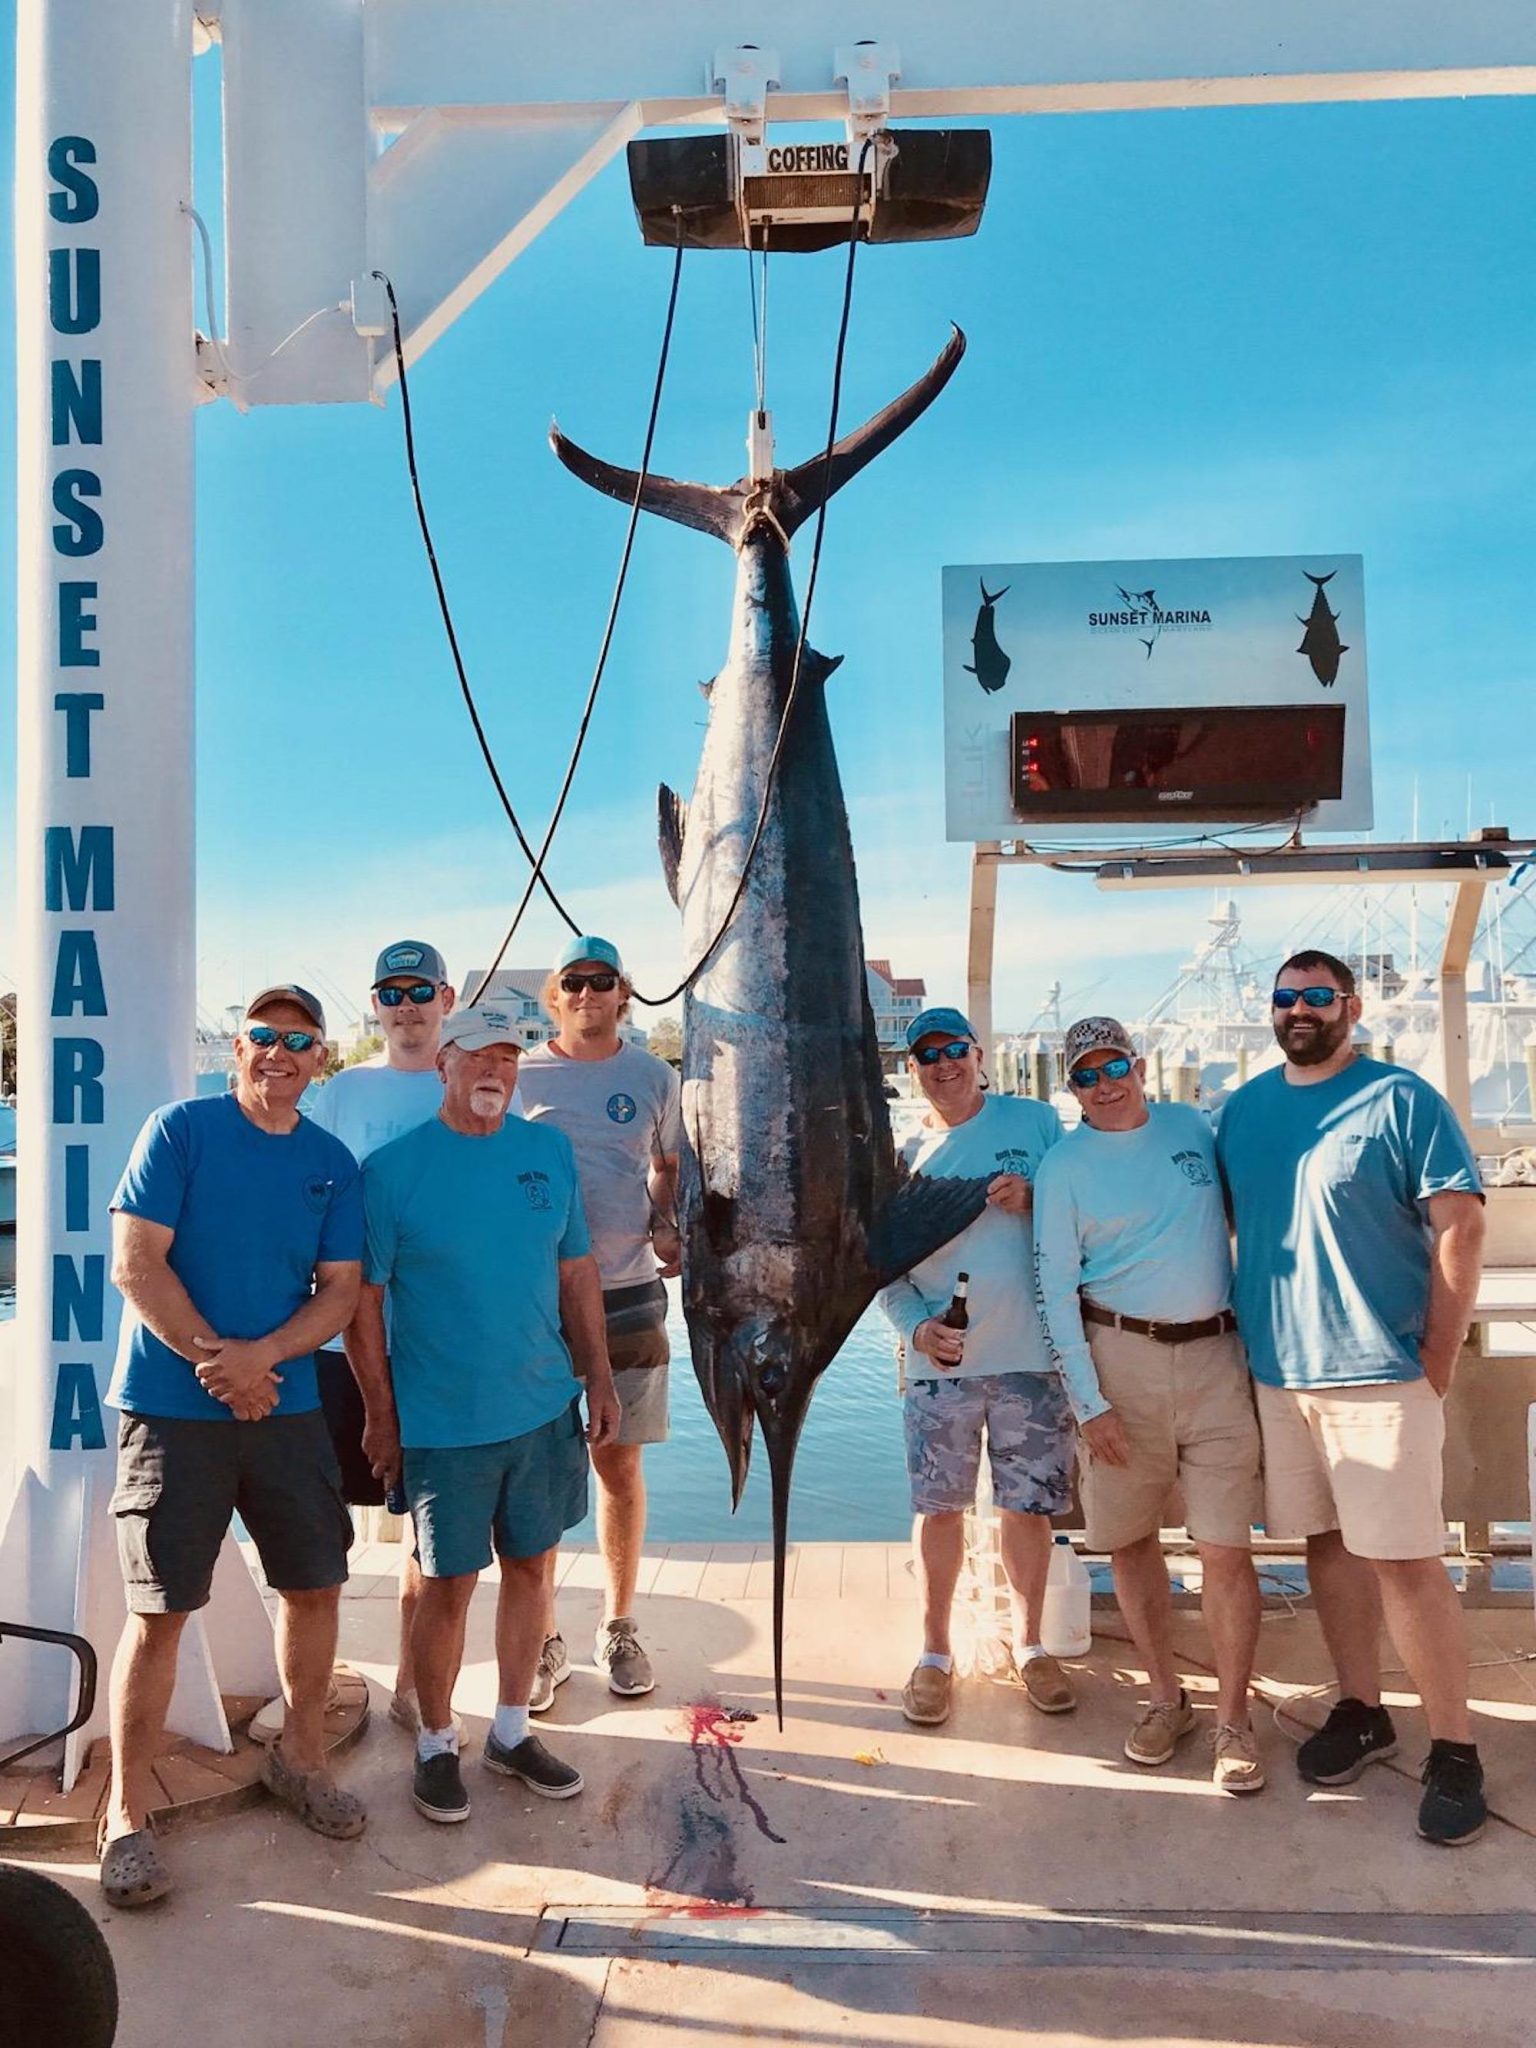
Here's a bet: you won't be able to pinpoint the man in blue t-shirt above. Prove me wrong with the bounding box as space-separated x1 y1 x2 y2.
1218 948 1488 1848
101 985 366 1910
352 1003 621 1828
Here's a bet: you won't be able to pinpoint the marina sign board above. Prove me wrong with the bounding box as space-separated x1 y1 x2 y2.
940 554 1372 842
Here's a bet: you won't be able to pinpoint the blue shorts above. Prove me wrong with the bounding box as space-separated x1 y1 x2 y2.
403 1399 589 1577
903 1370 1074 1517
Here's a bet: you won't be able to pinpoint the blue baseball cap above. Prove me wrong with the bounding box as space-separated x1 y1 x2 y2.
905 1006 977 1050
556 934 625 976
373 939 448 988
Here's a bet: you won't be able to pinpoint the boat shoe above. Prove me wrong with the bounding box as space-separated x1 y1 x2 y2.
901 1662 952 1726
260 1743 367 1839
1124 1689 1197 1766
1210 1721 1267 1795
1018 1653 1076 1714
98 1821 172 1909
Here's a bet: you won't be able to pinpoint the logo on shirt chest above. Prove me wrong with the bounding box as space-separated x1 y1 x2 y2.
1171 1149 1213 1187
518 1168 553 1211
607 1093 638 1125
302 1175 333 1214
994 1148 1034 1179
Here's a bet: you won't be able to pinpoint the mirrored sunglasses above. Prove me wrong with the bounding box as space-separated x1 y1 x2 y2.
1271 985 1343 1010
1069 1054 1133 1090
914 1039 974 1067
376 981 440 1008
245 1024 319 1053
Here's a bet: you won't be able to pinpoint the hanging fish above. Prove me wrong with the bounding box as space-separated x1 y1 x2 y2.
965 578 1011 693
1297 570 1348 687
551 330 988 1725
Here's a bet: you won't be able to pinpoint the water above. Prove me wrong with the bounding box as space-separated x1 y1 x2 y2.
0 1237 13 1321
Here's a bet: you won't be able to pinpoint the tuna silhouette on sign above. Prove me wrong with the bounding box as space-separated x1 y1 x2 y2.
965 578 1012 693
1297 570 1349 687
551 329 988 1722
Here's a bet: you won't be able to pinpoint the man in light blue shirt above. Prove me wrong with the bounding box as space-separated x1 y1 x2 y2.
1035 1016 1263 1794
351 1003 620 1828
878 1006 1074 1727
1218 948 1488 1847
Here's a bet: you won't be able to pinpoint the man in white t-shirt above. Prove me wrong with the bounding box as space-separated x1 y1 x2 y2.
518 936 682 1705
285 939 461 1737
1034 1016 1265 1795
878 1007 1075 1729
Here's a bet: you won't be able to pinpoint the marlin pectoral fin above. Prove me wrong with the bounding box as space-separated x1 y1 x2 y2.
963 664 978 676
658 782 688 908
869 1173 993 1288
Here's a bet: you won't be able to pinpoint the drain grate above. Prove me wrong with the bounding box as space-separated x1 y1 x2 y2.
536 1907 1536 1971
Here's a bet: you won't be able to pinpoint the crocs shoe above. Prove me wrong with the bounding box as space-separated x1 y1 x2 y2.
530 1634 572 1715
99 1825 172 1909
260 1743 367 1839
901 1663 951 1726
1124 1690 1197 1766
594 1617 655 1698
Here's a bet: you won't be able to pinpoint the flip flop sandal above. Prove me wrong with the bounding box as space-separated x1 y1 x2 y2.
260 1744 367 1841
98 1824 171 1908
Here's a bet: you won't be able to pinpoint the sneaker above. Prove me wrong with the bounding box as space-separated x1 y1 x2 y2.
1018 1653 1076 1714
530 1635 572 1715
482 1732 584 1799
412 1750 470 1825
1211 1722 1267 1796
1417 1744 1487 1846
248 1678 343 1746
1125 1690 1198 1766
594 1617 655 1698
901 1662 952 1726
388 1689 464 1742
1295 1697 1398 1786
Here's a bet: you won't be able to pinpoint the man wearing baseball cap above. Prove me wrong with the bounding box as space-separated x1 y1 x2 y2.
100 985 366 1906
290 939 462 1739
350 1003 621 1825
1034 1017 1265 1793
519 936 682 1703
878 1005 1074 1727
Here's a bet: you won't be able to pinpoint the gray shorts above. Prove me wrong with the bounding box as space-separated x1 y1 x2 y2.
110 1408 353 1614
903 1371 1075 1517
600 1280 670 1446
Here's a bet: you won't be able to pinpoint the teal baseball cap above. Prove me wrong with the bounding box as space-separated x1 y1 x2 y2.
905 1006 976 1050
557 934 625 976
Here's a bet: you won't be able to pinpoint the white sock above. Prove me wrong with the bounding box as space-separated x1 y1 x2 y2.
918 1651 952 1674
1015 1641 1048 1665
416 1723 458 1761
493 1703 530 1750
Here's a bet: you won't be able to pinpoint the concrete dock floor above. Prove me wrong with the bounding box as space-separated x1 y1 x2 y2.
15 1541 1536 2047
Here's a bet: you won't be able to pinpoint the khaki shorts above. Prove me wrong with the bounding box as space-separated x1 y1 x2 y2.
1079 1324 1261 1552
1254 1377 1446 1560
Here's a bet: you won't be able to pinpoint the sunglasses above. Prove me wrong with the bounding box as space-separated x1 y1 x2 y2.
1069 1054 1134 1090
914 1039 974 1067
376 981 440 1008
560 972 619 994
1271 986 1343 1011
245 1024 319 1053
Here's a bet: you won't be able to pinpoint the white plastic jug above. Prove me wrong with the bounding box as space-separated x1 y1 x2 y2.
1039 1533 1092 1658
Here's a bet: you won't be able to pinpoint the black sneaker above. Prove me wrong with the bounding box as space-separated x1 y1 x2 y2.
482 1731 584 1800
1417 1743 1487 1846
1296 1697 1398 1785
412 1749 470 1825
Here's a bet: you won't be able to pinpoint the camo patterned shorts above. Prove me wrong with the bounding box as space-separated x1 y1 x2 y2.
903 1370 1075 1517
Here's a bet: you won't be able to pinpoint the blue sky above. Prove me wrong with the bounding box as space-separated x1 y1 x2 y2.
4 52 1536 1036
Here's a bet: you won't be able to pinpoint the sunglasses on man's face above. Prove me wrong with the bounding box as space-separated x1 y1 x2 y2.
1069 1054 1134 1091
1271 985 1343 1011
376 981 440 1008
560 972 619 994
245 1024 319 1053
914 1039 974 1067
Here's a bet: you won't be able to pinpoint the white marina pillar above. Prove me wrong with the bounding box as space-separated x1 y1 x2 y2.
3 0 198 1769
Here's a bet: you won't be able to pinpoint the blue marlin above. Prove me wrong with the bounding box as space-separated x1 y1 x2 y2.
551 329 986 1719
1297 570 1348 687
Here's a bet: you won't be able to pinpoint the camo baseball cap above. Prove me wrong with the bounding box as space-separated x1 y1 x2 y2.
372 939 448 987
1063 1015 1137 1071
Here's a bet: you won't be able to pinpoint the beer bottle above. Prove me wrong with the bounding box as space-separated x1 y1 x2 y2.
941 1272 970 1338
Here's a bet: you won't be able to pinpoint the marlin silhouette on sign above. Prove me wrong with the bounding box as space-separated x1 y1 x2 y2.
551 329 988 1723
1297 570 1348 687
965 579 1012 694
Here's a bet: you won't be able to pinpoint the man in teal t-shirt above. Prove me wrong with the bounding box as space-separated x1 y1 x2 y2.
352 1003 620 1829
1218 947 1488 1847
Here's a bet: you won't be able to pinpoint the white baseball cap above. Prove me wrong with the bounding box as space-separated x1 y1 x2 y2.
439 1004 522 1053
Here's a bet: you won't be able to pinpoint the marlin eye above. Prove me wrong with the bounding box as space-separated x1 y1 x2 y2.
757 1363 787 1395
